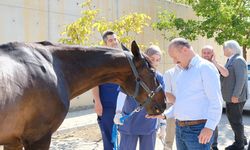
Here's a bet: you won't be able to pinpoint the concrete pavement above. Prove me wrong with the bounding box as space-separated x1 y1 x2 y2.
53 109 250 150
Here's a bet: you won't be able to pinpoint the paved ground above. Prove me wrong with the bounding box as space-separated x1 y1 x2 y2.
1 109 250 150
50 109 250 150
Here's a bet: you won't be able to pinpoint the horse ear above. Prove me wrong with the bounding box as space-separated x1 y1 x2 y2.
131 41 141 58
121 43 129 51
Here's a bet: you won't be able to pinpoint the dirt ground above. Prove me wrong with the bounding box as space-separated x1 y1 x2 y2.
53 124 101 142
50 124 103 150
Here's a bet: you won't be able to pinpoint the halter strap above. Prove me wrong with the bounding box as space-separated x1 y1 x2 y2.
124 51 141 97
112 51 163 150
124 51 162 105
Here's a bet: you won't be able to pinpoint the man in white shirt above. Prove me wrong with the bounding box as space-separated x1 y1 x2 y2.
147 38 223 150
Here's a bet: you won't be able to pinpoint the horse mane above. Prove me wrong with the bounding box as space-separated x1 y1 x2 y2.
36 41 54 46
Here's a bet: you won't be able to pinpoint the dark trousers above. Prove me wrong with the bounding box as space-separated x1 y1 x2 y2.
226 101 246 147
97 107 116 150
212 126 218 148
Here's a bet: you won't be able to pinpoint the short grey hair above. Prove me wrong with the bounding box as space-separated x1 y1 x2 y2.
145 45 162 56
202 45 214 51
223 40 242 55
168 38 191 49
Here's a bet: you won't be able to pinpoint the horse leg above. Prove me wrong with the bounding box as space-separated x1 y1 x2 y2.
24 133 52 150
3 143 23 150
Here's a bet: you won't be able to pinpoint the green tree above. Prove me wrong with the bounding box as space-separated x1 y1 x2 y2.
153 0 250 59
59 0 151 48
169 0 196 5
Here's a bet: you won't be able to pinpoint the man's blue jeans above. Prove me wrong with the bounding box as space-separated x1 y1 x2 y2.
176 122 214 150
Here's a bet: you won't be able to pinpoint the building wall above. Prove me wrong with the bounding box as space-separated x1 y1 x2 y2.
0 0 234 111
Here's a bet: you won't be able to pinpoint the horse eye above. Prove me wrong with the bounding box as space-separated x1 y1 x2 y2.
148 69 156 78
150 68 156 73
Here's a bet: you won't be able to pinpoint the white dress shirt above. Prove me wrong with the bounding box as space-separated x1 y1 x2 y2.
164 55 223 130
163 65 182 96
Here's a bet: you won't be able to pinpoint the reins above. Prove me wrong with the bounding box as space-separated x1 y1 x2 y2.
111 105 143 150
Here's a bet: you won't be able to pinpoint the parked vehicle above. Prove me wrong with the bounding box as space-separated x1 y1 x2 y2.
245 64 250 111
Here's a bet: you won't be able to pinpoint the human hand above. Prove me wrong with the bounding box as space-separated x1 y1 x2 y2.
94 101 103 116
166 93 175 104
231 96 239 103
145 114 166 119
198 127 213 144
211 53 217 64
113 112 124 125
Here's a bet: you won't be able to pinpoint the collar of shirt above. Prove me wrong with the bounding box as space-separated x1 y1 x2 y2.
175 64 182 71
186 55 200 69
228 54 235 61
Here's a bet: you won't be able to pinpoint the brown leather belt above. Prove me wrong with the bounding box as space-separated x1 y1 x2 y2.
176 119 207 127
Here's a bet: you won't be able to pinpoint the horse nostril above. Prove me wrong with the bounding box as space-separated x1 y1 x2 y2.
154 105 160 113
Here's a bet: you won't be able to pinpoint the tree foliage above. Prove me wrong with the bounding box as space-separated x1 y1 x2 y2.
59 0 151 48
153 0 250 58
169 0 196 5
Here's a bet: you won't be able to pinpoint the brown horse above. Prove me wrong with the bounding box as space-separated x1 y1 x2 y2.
0 41 166 150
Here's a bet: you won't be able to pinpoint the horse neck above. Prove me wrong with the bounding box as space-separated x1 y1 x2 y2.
52 46 131 99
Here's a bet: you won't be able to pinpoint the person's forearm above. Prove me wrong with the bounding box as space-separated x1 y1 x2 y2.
116 92 126 112
213 62 229 77
92 86 101 104
166 92 176 104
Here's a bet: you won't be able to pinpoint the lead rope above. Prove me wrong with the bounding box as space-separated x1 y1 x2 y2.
111 106 143 150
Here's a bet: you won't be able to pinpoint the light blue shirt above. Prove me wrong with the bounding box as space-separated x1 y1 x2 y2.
163 65 182 96
164 55 223 130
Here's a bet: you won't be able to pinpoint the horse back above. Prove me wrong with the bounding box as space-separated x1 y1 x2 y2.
0 42 69 144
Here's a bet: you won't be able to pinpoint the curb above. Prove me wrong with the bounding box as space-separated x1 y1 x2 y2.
53 109 97 136
54 123 97 136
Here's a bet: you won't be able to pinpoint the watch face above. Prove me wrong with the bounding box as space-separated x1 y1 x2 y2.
162 114 166 119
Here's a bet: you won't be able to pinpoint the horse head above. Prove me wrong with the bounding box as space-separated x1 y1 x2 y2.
120 41 166 115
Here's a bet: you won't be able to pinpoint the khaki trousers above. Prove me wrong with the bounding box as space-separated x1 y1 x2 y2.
164 103 176 150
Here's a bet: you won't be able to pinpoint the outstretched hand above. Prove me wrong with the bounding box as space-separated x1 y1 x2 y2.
145 114 165 119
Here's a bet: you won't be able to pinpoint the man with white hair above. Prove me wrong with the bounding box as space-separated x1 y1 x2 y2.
221 40 248 150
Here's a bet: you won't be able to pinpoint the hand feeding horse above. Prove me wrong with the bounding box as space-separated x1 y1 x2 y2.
0 41 166 150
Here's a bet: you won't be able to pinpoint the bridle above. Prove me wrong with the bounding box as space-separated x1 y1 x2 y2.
111 51 164 150
124 51 162 108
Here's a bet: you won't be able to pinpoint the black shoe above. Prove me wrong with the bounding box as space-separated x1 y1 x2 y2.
211 146 218 150
225 143 245 150
244 138 248 145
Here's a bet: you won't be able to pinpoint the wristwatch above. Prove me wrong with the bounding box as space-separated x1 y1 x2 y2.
162 114 166 120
